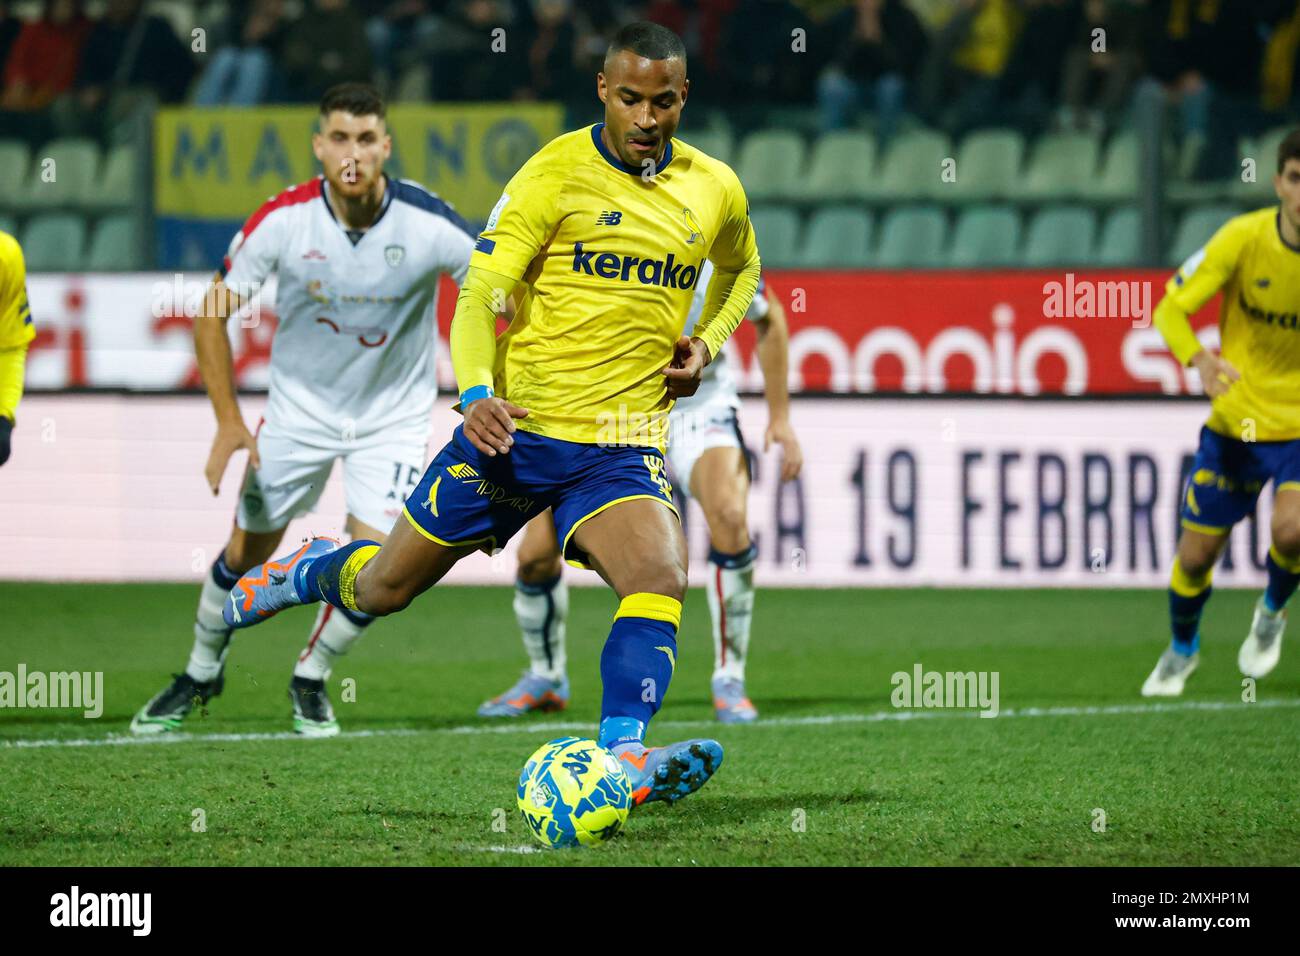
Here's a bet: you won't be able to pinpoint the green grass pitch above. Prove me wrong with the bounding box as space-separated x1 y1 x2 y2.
1 582 1296 866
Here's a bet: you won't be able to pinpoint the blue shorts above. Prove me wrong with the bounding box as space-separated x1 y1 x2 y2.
403 425 678 569
1180 426 1300 534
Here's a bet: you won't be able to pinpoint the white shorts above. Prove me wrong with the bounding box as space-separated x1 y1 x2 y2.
236 420 429 535
666 394 748 499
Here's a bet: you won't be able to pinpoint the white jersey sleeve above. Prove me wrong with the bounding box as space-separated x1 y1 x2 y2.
220 183 314 290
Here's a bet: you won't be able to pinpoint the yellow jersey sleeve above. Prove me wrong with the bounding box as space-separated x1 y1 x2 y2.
694 166 761 363
469 152 564 283
0 232 35 350
1156 215 1252 366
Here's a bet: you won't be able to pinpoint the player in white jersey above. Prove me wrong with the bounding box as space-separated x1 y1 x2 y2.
478 261 803 722
131 84 475 737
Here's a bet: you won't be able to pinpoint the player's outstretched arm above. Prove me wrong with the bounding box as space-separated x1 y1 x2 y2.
194 273 261 493
0 345 25 467
754 286 802 482
450 265 528 456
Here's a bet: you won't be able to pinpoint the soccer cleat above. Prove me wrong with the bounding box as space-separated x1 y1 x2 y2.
289 675 340 737
712 675 758 724
129 670 224 734
1141 646 1199 697
1239 597 1285 678
223 537 339 629
618 739 724 807
477 670 570 717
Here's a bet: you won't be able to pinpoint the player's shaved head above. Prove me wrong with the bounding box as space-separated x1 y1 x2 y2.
598 22 688 171
604 21 687 73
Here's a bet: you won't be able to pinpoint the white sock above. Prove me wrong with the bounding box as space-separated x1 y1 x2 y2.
707 545 756 682
293 604 370 681
186 572 235 683
513 575 568 681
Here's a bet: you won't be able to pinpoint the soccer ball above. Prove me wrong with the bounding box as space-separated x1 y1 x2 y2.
517 736 632 848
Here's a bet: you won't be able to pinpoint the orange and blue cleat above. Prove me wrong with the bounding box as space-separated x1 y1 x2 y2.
617 739 724 808
223 537 340 629
477 670 570 717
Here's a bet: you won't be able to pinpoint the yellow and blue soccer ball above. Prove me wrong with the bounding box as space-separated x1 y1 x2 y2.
517 736 632 848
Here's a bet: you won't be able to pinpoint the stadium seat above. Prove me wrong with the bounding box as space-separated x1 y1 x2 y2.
1020 132 1101 200
1228 126 1292 203
88 145 139 210
1083 131 1140 201
948 205 1021 267
0 215 16 237
799 207 873 267
681 127 734 166
862 128 951 201
946 129 1025 202
875 205 947 267
21 138 101 208
87 215 140 270
0 140 31 210
21 213 88 270
736 130 806 201
1094 206 1141 266
796 131 875 201
1022 205 1098 267
1167 204 1244 266
749 206 802 268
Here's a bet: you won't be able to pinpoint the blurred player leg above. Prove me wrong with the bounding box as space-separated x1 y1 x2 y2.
478 511 569 717
1240 487 1300 678
1142 529 1226 697
690 444 759 724
132 428 334 734
572 498 723 806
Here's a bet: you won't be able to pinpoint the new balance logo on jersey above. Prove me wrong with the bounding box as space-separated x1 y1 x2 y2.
596 210 622 225
571 242 702 289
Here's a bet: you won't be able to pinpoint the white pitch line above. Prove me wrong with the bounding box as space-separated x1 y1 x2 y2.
2 697 1297 751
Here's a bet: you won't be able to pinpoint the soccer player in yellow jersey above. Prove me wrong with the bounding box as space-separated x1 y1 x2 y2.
223 22 761 809
0 230 34 468
1142 129 1300 696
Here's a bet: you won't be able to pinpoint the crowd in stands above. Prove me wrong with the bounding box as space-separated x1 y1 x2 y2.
1 1 1300 180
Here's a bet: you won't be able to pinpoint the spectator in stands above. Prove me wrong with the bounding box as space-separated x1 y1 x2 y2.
435 0 528 101
1143 0 1291 179
1059 0 1142 133
192 0 288 106
362 1 442 94
995 0 1083 136
280 0 375 102
814 0 929 141
74 0 197 112
1 0 91 112
519 0 582 103
916 0 1024 136
0 2 23 82
718 0 818 126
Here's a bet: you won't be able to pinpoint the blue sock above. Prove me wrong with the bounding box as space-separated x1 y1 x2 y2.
298 540 380 614
211 551 241 591
597 593 681 751
1169 589 1210 656
1264 546 1300 613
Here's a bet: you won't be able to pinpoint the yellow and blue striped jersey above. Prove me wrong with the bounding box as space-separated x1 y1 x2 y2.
0 230 34 350
1163 207 1300 441
468 124 760 447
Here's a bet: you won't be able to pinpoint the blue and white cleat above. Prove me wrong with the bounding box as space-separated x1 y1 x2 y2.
618 739 724 808
477 671 570 717
712 675 758 724
223 537 339 629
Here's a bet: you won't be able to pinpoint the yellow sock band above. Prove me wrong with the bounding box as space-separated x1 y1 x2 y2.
1269 544 1300 574
614 592 682 629
338 545 380 612
1170 557 1213 597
